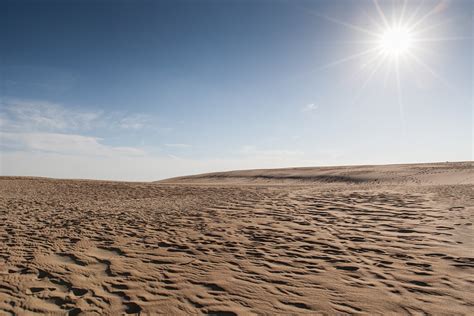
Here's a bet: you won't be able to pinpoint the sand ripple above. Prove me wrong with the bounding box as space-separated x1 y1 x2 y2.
0 178 473 315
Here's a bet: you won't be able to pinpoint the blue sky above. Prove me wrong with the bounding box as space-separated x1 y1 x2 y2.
0 0 472 180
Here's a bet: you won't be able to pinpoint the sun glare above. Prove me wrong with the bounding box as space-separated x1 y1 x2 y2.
307 0 464 134
378 26 414 57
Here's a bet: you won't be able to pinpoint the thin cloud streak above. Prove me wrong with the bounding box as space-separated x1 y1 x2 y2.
165 143 192 148
0 132 145 157
301 103 319 112
0 99 156 132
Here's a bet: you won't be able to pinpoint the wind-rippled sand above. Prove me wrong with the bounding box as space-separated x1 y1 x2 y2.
0 162 473 315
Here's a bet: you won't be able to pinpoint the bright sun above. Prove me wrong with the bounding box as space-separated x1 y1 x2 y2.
313 0 457 101
310 0 461 133
378 26 414 57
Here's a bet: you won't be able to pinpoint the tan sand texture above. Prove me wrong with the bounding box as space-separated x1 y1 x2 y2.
0 162 473 315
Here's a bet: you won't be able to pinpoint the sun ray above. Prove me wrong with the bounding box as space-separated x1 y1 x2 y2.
408 0 445 31
394 56 406 136
361 51 385 72
382 59 393 91
406 51 453 89
373 0 390 28
404 0 426 26
350 49 385 83
318 47 380 70
397 0 408 28
352 53 388 102
407 45 473 96
303 9 380 37
368 14 386 34
412 16 454 36
412 36 472 43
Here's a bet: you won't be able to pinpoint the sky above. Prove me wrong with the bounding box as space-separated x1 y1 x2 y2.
0 0 472 181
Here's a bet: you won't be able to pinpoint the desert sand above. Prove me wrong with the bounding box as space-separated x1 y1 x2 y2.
0 162 473 315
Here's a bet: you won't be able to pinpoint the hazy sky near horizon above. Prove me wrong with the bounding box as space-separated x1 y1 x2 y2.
0 0 472 181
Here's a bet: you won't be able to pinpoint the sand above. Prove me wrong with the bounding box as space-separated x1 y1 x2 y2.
0 162 473 315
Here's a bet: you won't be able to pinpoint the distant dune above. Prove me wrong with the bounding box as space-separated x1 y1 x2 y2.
159 161 473 185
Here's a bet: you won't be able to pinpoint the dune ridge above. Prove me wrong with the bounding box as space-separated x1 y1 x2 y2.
159 161 473 185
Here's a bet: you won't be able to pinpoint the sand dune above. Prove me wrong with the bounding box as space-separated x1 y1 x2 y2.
0 162 473 315
160 161 473 185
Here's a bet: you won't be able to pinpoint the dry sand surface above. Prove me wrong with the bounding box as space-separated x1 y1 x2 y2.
0 162 473 315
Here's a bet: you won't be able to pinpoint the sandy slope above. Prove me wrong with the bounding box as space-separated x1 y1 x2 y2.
160 161 474 185
0 162 473 315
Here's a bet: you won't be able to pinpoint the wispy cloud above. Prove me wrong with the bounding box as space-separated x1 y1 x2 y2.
0 99 324 181
0 99 152 158
118 114 152 130
165 143 192 148
0 132 144 157
302 103 319 112
0 99 155 132
1 99 101 131
0 148 322 181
